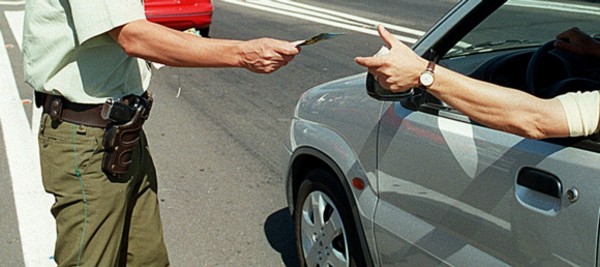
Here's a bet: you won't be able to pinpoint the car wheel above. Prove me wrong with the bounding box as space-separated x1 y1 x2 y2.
294 168 366 267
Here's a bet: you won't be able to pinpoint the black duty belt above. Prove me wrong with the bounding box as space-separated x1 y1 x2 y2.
35 92 110 128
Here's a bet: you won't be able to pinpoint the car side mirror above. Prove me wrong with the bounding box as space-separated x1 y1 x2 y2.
365 73 414 100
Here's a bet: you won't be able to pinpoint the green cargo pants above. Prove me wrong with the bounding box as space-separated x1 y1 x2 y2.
38 113 170 267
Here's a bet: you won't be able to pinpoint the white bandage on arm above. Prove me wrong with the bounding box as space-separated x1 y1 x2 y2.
556 91 600 137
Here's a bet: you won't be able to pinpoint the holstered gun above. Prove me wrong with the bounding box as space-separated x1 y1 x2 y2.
101 92 153 177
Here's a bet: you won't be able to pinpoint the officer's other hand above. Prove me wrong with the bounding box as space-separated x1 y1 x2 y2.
239 38 301 74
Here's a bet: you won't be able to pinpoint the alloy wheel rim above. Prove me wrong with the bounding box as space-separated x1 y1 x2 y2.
300 190 349 267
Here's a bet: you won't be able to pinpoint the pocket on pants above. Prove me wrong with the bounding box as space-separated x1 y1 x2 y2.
39 123 104 202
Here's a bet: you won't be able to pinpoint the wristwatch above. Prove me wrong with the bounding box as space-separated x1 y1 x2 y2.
419 61 436 89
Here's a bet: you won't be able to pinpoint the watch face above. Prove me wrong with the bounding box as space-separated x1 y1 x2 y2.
420 71 434 87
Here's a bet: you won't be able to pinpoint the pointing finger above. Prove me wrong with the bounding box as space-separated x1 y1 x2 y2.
355 56 384 68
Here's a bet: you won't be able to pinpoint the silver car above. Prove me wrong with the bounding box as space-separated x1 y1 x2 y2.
282 0 600 266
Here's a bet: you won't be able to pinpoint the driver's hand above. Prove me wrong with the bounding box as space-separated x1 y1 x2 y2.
355 25 426 92
555 27 600 58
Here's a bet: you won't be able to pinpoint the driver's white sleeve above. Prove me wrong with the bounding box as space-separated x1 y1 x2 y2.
556 91 600 137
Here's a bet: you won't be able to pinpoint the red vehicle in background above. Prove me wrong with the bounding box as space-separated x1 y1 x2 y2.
144 0 213 37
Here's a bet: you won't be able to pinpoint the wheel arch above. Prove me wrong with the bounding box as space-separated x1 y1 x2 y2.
287 146 375 267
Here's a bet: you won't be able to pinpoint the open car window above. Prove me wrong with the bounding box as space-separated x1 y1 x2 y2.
423 0 600 148
445 0 599 60
438 0 600 91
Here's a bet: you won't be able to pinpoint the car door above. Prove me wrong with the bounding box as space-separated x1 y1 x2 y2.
372 98 600 266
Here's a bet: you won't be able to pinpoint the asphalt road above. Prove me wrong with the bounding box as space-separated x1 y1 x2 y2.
0 0 455 266
144 1 454 265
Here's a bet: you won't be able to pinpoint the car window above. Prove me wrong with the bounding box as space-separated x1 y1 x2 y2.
426 0 600 148
445 0 600 58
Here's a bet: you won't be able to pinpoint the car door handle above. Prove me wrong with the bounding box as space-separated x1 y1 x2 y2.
517 167 562 199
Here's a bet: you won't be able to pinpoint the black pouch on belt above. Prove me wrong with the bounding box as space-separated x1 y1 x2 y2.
101 92 153 177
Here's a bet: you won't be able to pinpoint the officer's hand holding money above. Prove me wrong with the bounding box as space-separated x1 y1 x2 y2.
238 38 301 74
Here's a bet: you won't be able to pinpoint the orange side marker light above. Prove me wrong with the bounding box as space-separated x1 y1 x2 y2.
352 177 365 191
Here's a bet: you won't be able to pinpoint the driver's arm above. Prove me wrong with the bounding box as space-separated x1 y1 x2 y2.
428 65 571 139
355 25 574 139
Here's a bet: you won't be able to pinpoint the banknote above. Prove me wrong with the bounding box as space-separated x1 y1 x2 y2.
293 32 344 46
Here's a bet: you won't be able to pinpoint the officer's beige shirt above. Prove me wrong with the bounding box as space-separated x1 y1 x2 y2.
23 0 151 104
557 91 600 137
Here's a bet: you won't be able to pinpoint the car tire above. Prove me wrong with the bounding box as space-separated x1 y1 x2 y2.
294 168 366 267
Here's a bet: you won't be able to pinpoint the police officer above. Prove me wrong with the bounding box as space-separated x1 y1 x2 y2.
23 0 300 266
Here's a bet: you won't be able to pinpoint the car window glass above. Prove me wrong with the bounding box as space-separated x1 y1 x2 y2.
429 0 600 146
445 0 599 58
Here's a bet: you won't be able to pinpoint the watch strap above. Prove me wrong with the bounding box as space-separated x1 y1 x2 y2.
419 61 436 88
425 61 435 72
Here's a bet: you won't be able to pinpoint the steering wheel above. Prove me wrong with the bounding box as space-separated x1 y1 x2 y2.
525 40 572 96
526 40 600 98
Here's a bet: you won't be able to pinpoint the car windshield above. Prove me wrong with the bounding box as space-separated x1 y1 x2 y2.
445 0 600 58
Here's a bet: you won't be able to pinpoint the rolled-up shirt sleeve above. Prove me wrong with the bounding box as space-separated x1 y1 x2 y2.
556 91 600 137
69 0 146 44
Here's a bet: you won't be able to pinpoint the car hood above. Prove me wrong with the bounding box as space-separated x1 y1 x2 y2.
295 73 383 124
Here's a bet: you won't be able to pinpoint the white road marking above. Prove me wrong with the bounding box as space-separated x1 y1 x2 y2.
5 11 23 49
221 0 600 46
276 0 424 36
2 10 55 267
220 0 421 44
